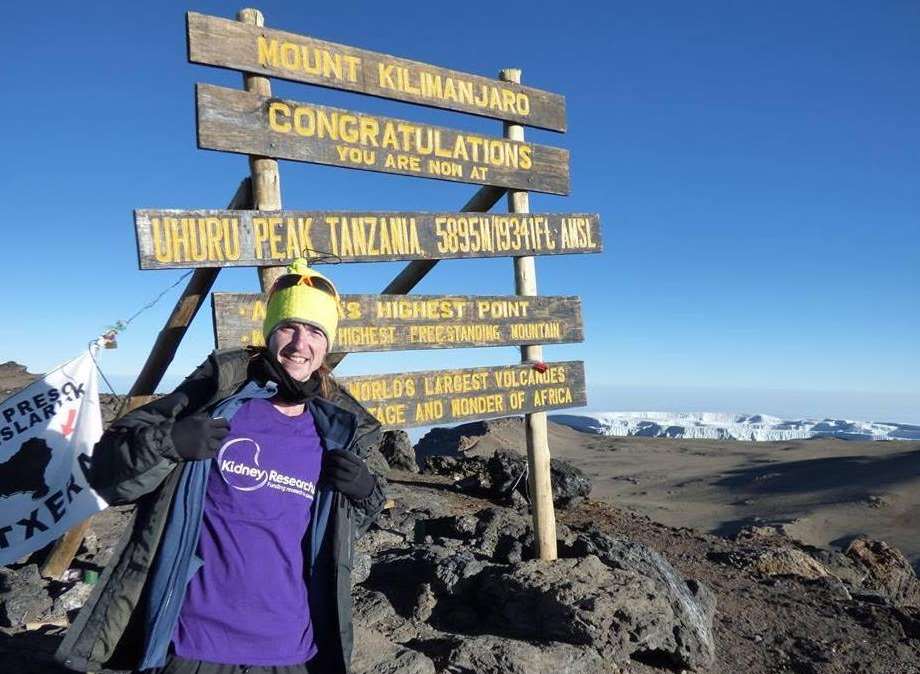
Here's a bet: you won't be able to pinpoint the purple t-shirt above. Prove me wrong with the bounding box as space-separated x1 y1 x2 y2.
172 398 322 665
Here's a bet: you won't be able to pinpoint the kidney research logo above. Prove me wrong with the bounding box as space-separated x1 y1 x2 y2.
216 437 316 499
218 438 269 491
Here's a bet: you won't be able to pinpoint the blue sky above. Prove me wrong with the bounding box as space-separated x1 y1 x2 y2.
1 2 917 422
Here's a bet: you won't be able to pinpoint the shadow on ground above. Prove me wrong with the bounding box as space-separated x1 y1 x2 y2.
713 448 920 499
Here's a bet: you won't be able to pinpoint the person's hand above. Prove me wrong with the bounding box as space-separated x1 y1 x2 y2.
170 414 229 460
321 449 375 500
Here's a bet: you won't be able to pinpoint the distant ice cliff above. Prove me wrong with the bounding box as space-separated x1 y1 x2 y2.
549 411 920 441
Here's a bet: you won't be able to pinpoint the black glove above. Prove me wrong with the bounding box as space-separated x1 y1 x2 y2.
170 414 230 460
321 449 375 500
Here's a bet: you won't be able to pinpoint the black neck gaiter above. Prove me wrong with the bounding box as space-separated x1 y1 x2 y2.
252 350 322 403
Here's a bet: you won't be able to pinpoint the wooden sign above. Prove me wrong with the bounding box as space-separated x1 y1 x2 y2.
338 361 586 429
134 209 600 269
212 293 583 352
196 84 570 195
187 12 566 132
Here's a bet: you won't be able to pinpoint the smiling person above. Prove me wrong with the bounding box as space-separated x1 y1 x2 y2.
56 259 385 674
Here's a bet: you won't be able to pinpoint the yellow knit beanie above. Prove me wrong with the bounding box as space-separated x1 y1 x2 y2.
262 259 339 347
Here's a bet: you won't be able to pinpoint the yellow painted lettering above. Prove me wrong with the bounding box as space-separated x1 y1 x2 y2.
519 145 532 170
252 217 269 259
343 55 360 82
257 37 279 67
339 114 358 143
268 102 291 133
206 217 224 261
377 63 396 89
293 107 315 136
280 42 300 70
359 116 379 147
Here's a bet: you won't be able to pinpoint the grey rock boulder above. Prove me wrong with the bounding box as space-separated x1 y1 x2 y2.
444 634 617 674
476 555 675 668
431 549 486 596
0 564 53 628
351 625 436 674
352 551 373 586
846 537 920 608
354 587 402 630
52 581 94 618
748 547 831 580
379 430 419 473
567 531 716 670
471 506 531 558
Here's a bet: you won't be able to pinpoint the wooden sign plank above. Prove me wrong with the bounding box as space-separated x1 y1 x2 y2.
196 84 570 195
134 209 601 269
212 293 583 353
187 11 566 132
338 361 586 429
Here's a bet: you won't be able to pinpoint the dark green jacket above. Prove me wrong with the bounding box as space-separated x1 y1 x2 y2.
55 349 385 673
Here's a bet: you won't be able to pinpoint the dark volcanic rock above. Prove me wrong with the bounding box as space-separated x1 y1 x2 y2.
487 448 592 507
379 430 418 473
415 420 493 459
421 454 487 480
368 545 492 610
431 549 486 596
469 506 531 558
419 455 465 479
0 564 53 628
362 489 711 671
422 449 592 508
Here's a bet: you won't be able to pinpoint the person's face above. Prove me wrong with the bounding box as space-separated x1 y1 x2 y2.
268 321 328 381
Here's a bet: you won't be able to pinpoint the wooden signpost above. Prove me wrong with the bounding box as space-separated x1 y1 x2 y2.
135 209 601 269
186 10 598 563
49 7 602 576
196 84 571 195
212 293 583 352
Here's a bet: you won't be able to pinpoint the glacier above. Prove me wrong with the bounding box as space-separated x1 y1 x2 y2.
548 411 920 442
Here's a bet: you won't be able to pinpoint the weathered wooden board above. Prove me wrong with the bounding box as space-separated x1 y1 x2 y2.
196 84 570 195
134 209 601 269
338 360 586 429
212 293 583 352
187 12 566 132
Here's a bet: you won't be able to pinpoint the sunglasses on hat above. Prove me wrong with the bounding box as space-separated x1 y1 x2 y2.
271 273 337 297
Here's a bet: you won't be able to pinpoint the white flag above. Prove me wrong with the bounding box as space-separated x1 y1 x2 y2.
0 348 108 566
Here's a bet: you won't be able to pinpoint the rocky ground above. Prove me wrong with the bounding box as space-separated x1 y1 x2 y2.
3 433 920 673
419 416 920 573
2 363 919 672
